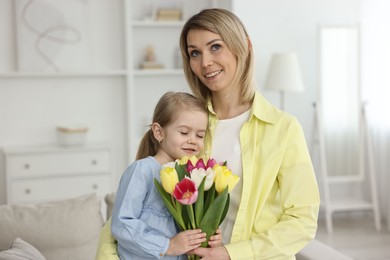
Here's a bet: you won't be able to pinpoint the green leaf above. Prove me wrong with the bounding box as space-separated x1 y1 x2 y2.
154 179 186 230
204 183 215 213
194 177 206 226
199 187 229 247
219 194 230 225
175 163 187 180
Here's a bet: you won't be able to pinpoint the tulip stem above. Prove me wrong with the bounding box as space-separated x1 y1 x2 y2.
186 205 196 229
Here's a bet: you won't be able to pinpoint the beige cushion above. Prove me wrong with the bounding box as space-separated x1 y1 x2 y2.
0 237 46 260
105 192 115 219
0 193 104 260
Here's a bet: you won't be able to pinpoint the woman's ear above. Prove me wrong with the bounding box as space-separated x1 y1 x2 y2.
247 37 252 52
151 122 163 142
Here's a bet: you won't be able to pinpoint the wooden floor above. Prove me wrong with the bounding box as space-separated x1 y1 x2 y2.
315 214 390 260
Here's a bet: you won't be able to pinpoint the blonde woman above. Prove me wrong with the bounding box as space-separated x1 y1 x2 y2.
178 8 320 259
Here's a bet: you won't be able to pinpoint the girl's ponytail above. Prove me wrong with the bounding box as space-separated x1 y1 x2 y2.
135 129 158 160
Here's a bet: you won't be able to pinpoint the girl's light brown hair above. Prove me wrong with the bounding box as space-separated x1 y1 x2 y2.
136 91 207 160
179 8 255 105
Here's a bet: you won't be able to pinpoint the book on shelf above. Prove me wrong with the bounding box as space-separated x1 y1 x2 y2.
139 62 165 70
156 8 182 21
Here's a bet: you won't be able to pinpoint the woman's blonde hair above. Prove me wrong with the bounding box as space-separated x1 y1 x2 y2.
136 91 207 160
179 8 255 104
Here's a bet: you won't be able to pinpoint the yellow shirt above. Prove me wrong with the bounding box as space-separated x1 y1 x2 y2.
95 218 119 260
204 92 320 259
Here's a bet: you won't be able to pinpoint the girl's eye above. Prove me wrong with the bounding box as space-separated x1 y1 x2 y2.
190 50 200 57
211 44 221 51
180 132 188 135
197 135 205 139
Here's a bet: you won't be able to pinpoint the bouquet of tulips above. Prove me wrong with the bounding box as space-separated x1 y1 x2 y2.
154 156 240 258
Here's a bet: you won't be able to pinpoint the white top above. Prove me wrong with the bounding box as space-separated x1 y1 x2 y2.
211 110 250 244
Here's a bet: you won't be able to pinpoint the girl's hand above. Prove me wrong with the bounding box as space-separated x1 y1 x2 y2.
208 228 223 247
166 229 206 256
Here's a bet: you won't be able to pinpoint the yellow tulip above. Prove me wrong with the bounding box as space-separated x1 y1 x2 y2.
160 167 179 194
178 155 199 166
214 165 240 193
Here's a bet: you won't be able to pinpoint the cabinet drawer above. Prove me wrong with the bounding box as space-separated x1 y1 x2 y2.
9 175 111 204
6 150 110 177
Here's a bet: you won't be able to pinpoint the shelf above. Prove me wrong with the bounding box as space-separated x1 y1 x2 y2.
327 175 364 183
0 70 127 78
133 69 184 76
132 20 184 27
329 198 376 211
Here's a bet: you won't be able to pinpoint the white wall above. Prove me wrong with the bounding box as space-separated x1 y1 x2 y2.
360 0 390 222
233 0 360 141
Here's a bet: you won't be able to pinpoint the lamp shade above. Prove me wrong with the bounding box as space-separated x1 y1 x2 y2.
264 52 304 92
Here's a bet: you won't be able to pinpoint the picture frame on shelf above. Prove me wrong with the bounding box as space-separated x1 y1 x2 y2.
14 0 90 72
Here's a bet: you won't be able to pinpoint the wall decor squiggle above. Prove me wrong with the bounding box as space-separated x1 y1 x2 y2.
15 0 89 72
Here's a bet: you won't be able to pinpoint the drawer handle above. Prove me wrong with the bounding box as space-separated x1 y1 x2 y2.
91 160 97 165
24 164 30 169
25 188 31 194
92 184 98 190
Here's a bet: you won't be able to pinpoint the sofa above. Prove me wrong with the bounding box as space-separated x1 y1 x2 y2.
0 193 115 260
0 192 352 260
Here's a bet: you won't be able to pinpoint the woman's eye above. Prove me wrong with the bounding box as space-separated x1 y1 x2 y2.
190 50 200 57
180 132 188 135
211 44 221 51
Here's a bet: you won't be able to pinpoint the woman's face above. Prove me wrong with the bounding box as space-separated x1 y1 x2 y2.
186 29 237 94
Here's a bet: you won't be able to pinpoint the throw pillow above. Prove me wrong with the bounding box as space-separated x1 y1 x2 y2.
0 193 104 260
0 237 46 260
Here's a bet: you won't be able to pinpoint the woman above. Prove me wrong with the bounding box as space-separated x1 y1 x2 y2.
96 8 320 260
179 8 320 260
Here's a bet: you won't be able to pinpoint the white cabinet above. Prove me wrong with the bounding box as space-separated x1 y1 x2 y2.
125 0 232 160
4 144 113 204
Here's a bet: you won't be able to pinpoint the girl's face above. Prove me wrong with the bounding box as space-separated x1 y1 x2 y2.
186 29 237 94
158 109 208 163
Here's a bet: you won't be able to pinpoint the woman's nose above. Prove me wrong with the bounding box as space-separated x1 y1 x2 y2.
202 53 213 68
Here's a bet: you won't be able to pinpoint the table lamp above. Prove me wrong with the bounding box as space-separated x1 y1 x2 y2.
264 52 304 110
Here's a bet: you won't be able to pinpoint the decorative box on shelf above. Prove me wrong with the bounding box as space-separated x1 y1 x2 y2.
3 143 113 205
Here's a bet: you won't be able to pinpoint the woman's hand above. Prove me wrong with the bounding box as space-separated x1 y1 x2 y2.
192 245 230 260
208 228 222 247
166 229 206 256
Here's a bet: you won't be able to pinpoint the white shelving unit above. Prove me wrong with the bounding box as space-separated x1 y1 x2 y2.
124 0 232 161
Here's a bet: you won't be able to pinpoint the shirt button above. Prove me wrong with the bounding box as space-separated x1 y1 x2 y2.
159 253 164 257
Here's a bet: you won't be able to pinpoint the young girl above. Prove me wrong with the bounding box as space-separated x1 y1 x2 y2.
105 92 221 260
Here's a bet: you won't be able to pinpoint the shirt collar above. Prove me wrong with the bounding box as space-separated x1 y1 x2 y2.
206 91 281 125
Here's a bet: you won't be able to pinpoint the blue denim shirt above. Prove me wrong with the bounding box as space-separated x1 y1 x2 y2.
112 156 186 260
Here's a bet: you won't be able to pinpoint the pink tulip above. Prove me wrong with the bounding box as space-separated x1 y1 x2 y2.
173 177 198 205
187 158 206 172
187 157 218 173
206 158 217 168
